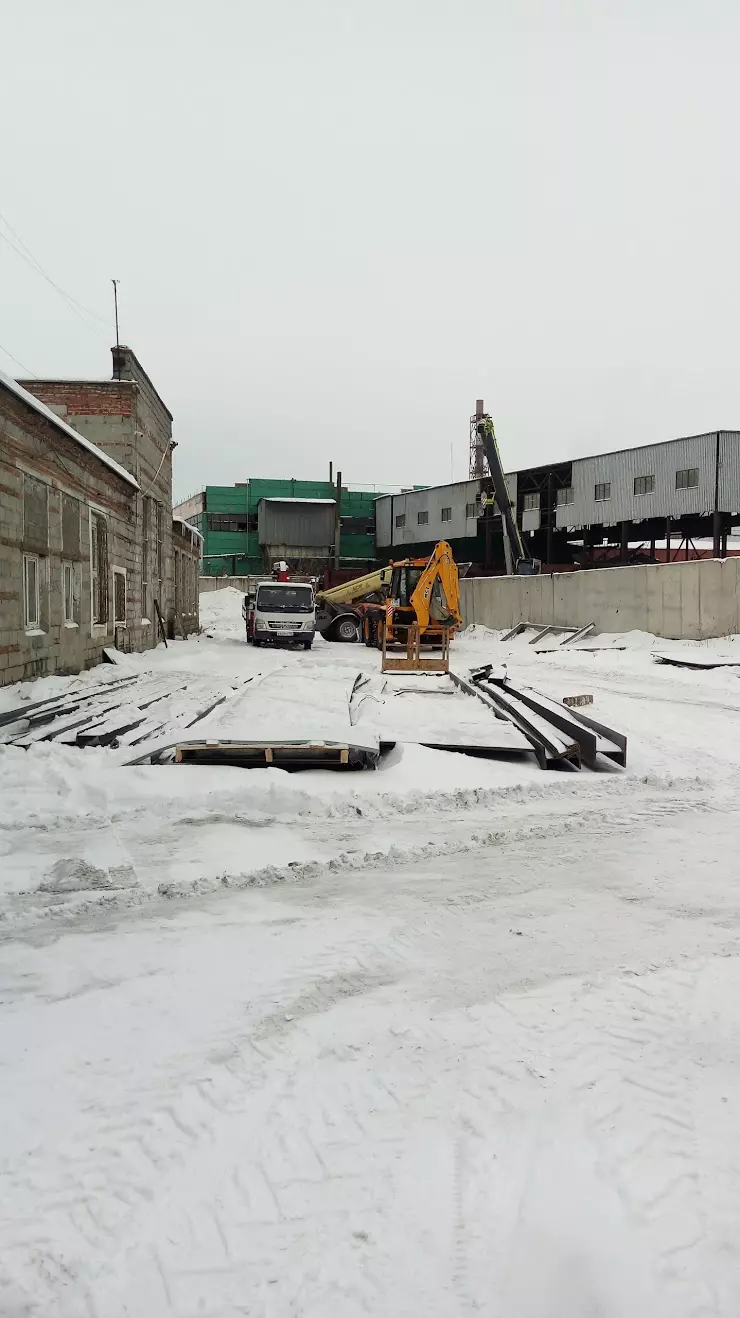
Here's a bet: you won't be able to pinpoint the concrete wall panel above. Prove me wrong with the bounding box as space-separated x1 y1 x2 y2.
460 558 740 641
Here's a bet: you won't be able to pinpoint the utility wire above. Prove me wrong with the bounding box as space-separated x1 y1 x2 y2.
0 209 110 325
0 338 37 378
0 219 110 345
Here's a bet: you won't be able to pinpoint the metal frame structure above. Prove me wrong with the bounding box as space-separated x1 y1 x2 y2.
381 623 450 673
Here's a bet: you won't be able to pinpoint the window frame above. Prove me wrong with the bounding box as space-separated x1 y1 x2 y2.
465 502 477 519
22 471 50 551
675 468 699 490
395 513 406 529
89 506 109 631
113 567 127 628
556 486 574 506
440 506 452 522
417 510 429 526
594 482 611 502
633 474 655 496
23 553 40 631
522 491 540 512
62 560 80 627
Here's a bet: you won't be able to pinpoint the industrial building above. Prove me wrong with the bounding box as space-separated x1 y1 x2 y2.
376 430 740 570
175 480 386 577
0 349 199 685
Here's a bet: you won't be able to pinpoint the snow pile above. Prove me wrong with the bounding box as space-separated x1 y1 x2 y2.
200 585 247 639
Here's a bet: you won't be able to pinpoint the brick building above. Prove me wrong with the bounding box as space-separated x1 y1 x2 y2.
0 347 199 685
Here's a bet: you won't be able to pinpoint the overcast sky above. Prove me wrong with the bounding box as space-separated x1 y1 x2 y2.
2 0 739 501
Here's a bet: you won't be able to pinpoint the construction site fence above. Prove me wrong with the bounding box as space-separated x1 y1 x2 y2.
460 556 740 641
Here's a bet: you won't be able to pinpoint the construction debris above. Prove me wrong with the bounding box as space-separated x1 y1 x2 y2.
459 665 627 770
500 621 595 647
0 672 253 753
1 656 626 776
653 652 740 670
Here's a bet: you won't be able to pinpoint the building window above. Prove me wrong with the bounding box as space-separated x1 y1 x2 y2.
594 482 611 502
556 486 574 506
466 502 477 518
174 550 182 615
523 492 540 511
395 513 406 529
441 507 452 522
61 493 81 557
156 501 164 581
207 513 248 533
142 498 151 620
417 510 429 525
63 561 80 626
634 475 655 496
23 554 40 629
113 569 126 626
23 473 49 549
90 511 109 626
676 468 699 490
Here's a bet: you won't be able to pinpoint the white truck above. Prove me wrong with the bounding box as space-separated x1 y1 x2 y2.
242 580 316 649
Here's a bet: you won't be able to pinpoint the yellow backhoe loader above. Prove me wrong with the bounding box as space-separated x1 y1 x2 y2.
316 542 462 653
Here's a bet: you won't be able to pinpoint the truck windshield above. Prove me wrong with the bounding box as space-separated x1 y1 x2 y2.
256 586 314 613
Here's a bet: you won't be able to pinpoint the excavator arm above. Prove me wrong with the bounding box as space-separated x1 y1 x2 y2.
409 540 462 632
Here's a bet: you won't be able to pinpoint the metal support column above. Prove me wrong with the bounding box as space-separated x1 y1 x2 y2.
333 470 342 569
546 471 554 568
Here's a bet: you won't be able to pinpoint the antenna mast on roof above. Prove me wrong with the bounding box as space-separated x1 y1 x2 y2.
111 279 120 348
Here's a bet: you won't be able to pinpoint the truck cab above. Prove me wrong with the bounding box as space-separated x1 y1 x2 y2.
242 580 316 649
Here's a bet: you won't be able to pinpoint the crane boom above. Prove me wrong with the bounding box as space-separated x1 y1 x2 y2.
476 415 541 575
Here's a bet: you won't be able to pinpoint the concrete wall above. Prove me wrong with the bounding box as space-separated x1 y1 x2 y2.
460 558 740 640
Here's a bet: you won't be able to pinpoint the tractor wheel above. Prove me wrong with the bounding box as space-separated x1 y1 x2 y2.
336 616 359 643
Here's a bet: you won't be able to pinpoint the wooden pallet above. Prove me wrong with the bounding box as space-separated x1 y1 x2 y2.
381 624 450 674
174 742 368 770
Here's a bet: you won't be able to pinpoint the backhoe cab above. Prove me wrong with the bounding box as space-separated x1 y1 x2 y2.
361 541 462 650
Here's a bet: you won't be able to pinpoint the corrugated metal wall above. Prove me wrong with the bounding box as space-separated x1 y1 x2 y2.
375 495 392 548
556 433 740 529
375 480 482 549
194 480 383 574
258 499 336 549
718 432 740 516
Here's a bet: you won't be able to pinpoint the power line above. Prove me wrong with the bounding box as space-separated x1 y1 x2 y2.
0 339 37 378
0 209 110 325
0 216 110 346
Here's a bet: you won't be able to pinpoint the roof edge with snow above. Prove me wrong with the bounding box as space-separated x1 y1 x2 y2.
260 496 337 505
0 368 140 491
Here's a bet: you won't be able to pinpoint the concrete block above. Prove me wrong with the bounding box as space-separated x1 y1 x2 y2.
659 565 684 639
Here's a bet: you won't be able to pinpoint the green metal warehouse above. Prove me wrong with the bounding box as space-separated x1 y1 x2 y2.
173 479 385 577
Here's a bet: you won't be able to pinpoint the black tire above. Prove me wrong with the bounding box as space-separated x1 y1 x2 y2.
336 616 359 643
303 638 313 650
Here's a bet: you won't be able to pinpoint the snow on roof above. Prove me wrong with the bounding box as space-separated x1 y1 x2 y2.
173 516 203 542
261 496 337 505
0 368 139 490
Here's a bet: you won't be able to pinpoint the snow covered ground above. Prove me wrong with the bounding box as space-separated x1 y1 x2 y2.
3 586 740 1315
